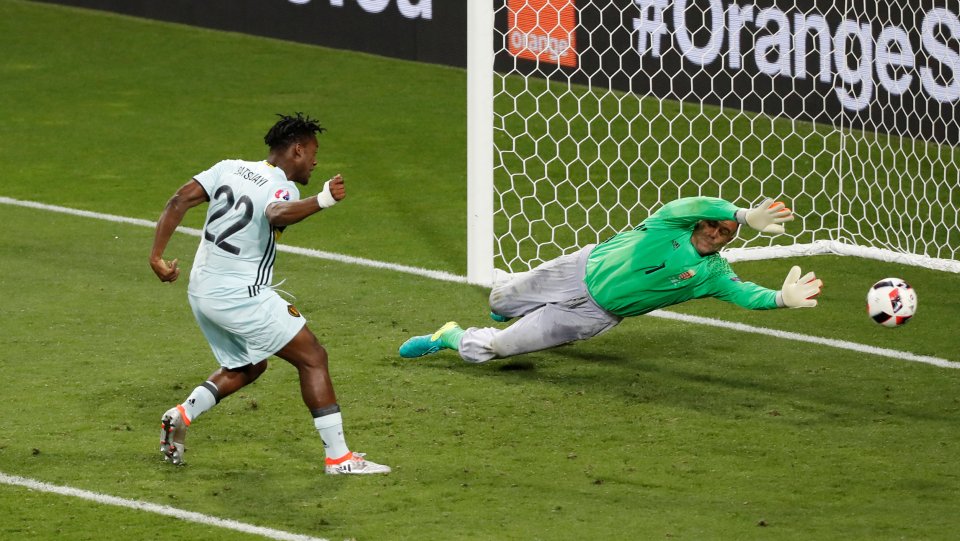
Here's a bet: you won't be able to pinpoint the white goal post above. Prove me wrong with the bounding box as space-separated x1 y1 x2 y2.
467 0 960 286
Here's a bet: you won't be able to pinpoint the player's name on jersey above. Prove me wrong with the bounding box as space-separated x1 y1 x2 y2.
234 165 270 187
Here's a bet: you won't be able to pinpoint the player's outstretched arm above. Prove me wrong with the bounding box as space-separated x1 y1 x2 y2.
266 175 345 227
150 180 208 283
736 197 795 234
776 265 823 308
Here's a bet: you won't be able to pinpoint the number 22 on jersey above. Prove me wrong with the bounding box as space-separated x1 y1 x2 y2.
204 185 253 255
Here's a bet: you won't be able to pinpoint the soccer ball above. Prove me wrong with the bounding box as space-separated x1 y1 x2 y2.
866 278 917 327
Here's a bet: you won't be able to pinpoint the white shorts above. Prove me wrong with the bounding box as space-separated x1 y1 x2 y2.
188 290 306 369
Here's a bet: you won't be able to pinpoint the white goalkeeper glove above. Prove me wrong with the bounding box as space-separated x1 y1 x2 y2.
736 197 794 234
776 265 823 308
315 178 340 209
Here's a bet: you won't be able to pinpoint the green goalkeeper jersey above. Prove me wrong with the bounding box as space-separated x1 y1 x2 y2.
584 197 779 317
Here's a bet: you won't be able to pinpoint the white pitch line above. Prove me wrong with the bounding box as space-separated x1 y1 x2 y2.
648 310 960 369
0 196 468 284
0 473 328 541
0 194 957 538
1 195 955 369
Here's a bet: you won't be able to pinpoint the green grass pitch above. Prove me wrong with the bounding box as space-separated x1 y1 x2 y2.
2 1 960 540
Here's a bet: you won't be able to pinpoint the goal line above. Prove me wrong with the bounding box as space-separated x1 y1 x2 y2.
1 195 955 369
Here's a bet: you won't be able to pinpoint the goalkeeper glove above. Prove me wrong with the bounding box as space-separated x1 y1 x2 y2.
776 265 823 308
736 197 794 234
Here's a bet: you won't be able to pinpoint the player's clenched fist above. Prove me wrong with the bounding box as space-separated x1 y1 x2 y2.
316 174 345 208
150 257 180 283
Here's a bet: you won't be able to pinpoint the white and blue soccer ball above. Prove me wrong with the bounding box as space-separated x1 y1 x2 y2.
866 278 917 328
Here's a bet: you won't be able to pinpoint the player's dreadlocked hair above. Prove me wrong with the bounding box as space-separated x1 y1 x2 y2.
263 112 325 150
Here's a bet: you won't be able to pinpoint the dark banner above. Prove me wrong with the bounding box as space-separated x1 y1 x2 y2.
496 0 960 146
33 0 464 67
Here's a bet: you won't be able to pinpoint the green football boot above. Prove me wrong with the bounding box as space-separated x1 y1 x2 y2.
398 321 464 358
489 311 512 323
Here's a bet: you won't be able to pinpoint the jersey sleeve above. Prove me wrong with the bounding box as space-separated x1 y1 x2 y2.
266 184 300 204
193 160 231 198
642 197 740 230
697 258 779 310
263 182 301 215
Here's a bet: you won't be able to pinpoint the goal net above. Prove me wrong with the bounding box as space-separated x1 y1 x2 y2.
467 0 960 284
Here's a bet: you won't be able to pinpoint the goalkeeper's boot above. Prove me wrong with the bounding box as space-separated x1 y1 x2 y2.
325 452 392 475
398 321 464 358
159 405 189 465
489 311 512 323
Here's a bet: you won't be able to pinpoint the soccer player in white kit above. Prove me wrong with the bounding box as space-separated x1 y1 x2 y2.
149 113 389 474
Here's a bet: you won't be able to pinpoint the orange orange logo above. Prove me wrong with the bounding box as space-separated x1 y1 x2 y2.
507 0 577 67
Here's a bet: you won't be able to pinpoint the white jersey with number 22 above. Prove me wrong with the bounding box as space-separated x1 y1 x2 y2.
188 159 300 299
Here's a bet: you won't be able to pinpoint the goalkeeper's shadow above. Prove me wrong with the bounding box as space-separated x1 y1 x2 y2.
449 330 951 425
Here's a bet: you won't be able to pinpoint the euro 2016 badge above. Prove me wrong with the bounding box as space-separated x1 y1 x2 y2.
275 189 290 201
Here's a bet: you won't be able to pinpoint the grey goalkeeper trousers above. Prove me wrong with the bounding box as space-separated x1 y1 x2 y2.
458 245 623 363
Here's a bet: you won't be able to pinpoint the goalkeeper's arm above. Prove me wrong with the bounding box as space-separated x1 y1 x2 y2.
776 266 823 308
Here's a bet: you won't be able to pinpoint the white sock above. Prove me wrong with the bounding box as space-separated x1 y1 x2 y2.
314 412 350 462
180 382 218 423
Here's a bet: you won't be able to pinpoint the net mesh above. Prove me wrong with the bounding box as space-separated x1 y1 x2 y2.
492 0 960 272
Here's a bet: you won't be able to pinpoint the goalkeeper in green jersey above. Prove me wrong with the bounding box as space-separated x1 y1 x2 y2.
398 196 823 363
